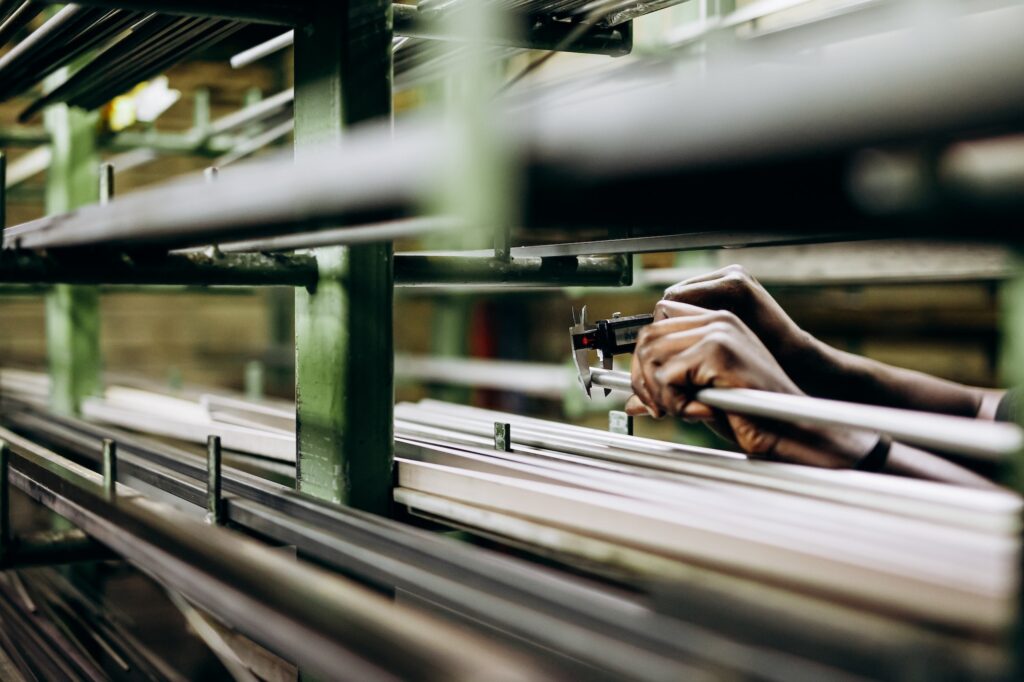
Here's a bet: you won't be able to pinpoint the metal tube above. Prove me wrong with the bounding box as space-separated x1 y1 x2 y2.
589 368 1024 460
0 427 543 681
207 88 294 137
231 30 294 69
394 254 632 287
0 249 319 288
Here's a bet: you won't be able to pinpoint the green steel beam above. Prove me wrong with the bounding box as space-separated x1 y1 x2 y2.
293 0 394 512
44 100 102 417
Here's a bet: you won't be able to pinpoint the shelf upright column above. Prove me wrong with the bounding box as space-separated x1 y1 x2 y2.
43 95 101 417
293 0 394 512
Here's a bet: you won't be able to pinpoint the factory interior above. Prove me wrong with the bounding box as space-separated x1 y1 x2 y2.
0 0 1023 680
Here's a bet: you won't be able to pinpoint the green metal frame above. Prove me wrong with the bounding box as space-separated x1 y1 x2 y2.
43 100 102 417
293 0 395 512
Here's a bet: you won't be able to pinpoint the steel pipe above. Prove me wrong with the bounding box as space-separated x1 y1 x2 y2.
0 249 318 288
589 368 1024 460
0 426 545 681
394 254 631 287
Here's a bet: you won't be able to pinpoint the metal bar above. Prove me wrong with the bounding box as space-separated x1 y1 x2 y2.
218 216 452 253
231 30 294 68
293 0 395 512
5 408 850 681
55 0 299 25
419 232 858 258
6 7 1024 254
0 2 43 49
394 254 631 287
589 368 1024 460
207 88 294 137
0 427 541 680
0 247 319 287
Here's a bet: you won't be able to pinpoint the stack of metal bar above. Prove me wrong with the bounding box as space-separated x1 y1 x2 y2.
1 370 1017 679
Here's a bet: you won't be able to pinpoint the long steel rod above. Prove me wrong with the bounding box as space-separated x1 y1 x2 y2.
4 5 1024 251
589 368 1023 460
56 0 298 25
3 407 866 681
0 426 544 681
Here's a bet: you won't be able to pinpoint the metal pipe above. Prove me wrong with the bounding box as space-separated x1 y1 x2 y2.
207 88 294 137
589 368 1024 460
231 30 294 68
394 254 632 287
218 216 454 253
0 249 319 288
0 428 546 681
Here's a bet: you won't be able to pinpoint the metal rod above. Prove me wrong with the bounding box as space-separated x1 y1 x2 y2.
57 0 298 25
102 438 117 499
207 88 293 137
231 30 294 68
0 426 540 680
588 368 1024 460
394 254 632 287
207 435 222 524
0 249 319 288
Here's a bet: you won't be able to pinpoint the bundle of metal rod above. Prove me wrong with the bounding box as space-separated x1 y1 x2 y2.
5 3 1024 253
20 14 245 120
0 1 43 50
392 400 1020 631
0 425 548 681
0 5 143 104
1 399 1004 680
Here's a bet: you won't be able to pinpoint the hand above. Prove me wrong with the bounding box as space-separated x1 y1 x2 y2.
660 265 819 376
626 305 876 467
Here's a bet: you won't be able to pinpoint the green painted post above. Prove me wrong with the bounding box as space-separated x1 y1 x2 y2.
44 97 101 416
998 254 1024 677
293 1 395 512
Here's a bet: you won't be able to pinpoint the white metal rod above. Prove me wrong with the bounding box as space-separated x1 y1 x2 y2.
588 368 1023 461
230 30 294 69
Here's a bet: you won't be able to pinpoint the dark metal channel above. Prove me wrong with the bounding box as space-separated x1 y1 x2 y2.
0 249 319 288
0 425 549 682
3 407 899 682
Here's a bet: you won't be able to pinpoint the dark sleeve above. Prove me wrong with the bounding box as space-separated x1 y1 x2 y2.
995 387 1022 424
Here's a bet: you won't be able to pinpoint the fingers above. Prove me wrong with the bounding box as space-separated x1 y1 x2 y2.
653 299 708 320
624 394 651 417
629 354 662 418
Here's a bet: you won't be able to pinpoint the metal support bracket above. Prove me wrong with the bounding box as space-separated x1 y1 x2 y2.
0 441 114 568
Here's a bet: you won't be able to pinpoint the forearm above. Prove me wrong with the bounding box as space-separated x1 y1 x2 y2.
881 442 1001 490
786 337 995 418
773 425 1000 489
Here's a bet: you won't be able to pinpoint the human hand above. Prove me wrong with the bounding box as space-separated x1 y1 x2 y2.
660 265 819 373
626 303 875 467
